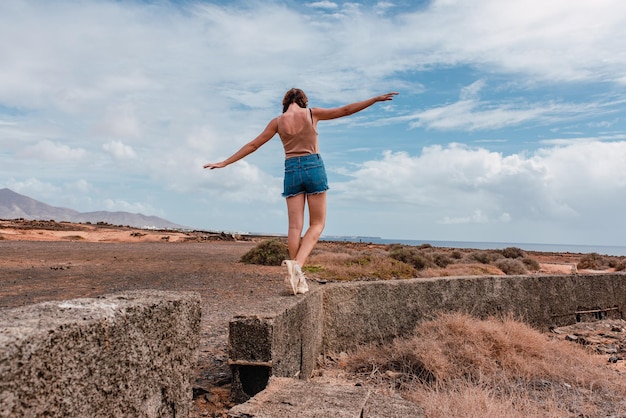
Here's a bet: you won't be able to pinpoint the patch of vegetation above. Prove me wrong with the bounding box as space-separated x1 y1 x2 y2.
577 252 608 270
522 257 540 271
330 313 626 418
500 246 526 259
494 258 527 275
614 259 626 272
240 239 289 266
388 246 434 270
308 246 416 280
468 251 503 264
303 264 325 274
63 235 85 241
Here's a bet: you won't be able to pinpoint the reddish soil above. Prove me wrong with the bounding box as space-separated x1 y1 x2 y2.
0 220 303 417
0 219 621 416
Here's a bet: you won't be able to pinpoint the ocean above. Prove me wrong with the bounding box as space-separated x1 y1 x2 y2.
321 236 626 257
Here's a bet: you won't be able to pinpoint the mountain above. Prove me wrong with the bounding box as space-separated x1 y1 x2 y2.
0 188 187 230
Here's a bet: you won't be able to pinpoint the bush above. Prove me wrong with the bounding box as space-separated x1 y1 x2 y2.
433 252 454 268
494 258 527 275
468 251 502 264
522 257 540 271
500 247 525 259
577 253 608 270
389 246 433 270
240 239 289 266
450 251 464 260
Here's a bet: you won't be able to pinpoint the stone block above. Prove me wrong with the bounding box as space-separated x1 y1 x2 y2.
0 290 201 418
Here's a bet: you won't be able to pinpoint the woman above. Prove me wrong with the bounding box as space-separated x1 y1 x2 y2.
204 88 398 295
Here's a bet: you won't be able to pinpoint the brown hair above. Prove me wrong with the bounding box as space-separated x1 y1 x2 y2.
282 88 308 113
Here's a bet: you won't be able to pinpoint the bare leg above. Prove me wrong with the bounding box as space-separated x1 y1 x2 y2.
294 192 326 267
286 193 306 260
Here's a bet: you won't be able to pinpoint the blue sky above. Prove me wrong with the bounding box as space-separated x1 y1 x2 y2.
2 0 626 246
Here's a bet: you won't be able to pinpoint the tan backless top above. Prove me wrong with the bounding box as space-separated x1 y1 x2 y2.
277 108 319 158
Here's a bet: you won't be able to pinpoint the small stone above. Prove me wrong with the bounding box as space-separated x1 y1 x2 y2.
608 356 619 363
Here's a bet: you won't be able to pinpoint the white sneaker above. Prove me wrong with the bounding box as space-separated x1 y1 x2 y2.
281 260 298 295
295 263 309 294
296 275 309 294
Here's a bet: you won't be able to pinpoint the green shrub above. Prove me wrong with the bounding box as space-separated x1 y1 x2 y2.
240 239 289 266
494 258 527 275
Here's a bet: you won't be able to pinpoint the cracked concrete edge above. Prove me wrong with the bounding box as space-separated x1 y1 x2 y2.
227 377 424 418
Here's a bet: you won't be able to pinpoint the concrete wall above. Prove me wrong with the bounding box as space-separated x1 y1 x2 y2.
323 274 626 352
0 290 201 418
229 291 324 403
228 273 626 401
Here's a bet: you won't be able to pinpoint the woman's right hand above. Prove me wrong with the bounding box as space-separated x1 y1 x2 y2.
203 161 227 169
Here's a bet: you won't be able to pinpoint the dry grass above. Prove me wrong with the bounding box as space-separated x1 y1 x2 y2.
305 244 416 280
325 313 626 417
243 239 625 279
304 242 537 280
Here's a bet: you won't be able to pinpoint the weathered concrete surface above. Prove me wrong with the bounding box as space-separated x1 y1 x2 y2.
228 290 323 402
0 290 201 418
228 273 626 406
227 377 423 418
323 274 626 352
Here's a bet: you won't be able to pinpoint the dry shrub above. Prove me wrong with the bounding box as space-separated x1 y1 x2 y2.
388 246 433 270
308 248 416 280
467 251 503 264
240 239 289 266
500 247 525 259
522 257 540 271
494 258 527 275
577 252 609 270
338 313 626 417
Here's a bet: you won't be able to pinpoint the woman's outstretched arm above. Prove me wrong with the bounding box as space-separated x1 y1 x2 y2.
203 118 279 169
313 92 398 121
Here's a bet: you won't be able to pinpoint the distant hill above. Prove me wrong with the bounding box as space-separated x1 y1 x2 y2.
0 188 187 230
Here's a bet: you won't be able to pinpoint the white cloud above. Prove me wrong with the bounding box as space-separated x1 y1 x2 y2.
196 160 282 204
401 81 612 131
334 141 626 228
103 198 161 215
2 1 626 245
18 140 87 161
93 103 141 138
102 140 137 160
398 0 626 83
308 1 339 9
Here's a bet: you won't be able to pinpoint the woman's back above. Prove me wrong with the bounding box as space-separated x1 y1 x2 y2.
278 107 319 158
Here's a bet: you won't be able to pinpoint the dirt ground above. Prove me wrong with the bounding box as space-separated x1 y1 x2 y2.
0 219 621 416
0 220 306 416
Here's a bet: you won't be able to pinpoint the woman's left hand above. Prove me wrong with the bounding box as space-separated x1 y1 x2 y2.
376 92 399 102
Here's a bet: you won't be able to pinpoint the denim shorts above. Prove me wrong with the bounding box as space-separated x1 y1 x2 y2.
282 154 329 198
